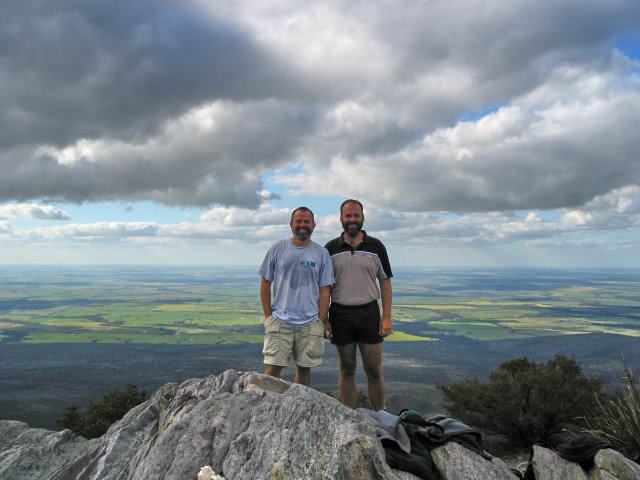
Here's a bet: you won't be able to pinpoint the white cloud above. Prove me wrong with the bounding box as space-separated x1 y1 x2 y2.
8 100 310 208
525 212 542 223
1 0 640 266
278 60 640 212
0 196 638 267
0 0 638 213
556 187 640 230
561 211 596 227
12 210 293 243
23 222 159 241
200 205 290 226
583 186 640 214
0 203 70 220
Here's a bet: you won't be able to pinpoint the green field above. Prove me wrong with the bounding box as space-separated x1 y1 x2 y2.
1 267 639 344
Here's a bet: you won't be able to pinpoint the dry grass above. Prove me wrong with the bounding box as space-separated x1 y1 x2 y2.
586 355 640 458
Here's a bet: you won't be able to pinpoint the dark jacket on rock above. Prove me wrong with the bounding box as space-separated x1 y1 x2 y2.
359 409 491 480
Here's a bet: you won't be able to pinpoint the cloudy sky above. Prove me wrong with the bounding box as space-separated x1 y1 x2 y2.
1 0 639 267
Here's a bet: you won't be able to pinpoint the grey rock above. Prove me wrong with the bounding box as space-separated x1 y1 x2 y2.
0 423 96 480
530 444 640 480
221 382 389 479
430 441 518 480
6 369 623 480
531 445 590 480
592 448 640 480
0 370 409 480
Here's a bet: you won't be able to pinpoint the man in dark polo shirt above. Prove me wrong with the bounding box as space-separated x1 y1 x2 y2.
324 199 393 411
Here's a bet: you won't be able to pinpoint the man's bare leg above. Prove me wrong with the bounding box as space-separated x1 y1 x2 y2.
295 365 311 386
336 342 358 408
264 364 284 379
359 342 386 410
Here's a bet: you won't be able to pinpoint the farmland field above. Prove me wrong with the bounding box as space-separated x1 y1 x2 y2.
1 266 639 429
1 266 639 344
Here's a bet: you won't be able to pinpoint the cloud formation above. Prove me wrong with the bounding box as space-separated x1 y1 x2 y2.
1 0 638 214
0 204 70 220
6 185 640 246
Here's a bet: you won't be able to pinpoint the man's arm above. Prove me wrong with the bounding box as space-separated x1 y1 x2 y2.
260 277 272 318
379 278 393 337
321 285 333 339
318 285 330 325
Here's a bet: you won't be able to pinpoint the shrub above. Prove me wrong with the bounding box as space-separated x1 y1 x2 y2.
355 389 373 409
438 354 602 445
57 384 148 438
585 357 640 458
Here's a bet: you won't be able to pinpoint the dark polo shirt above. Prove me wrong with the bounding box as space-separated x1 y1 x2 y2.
324 231 393 306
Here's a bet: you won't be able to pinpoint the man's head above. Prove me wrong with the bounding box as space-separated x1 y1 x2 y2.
290 206 316 242
340 199 364 238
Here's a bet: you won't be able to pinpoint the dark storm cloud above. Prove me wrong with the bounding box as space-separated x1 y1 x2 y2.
0 99 315 207
0 0 307 148
0 0 639 212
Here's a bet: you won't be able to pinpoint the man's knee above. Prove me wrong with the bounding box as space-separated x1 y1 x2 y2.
360 343 383 378
265 364 284 378
337 344 358 377
340 360 357 378
363 362 383 379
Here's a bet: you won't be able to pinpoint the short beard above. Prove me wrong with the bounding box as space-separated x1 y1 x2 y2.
293 227 312 241
342 221 362 238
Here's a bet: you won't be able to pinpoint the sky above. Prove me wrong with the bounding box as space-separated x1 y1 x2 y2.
1 0 640 268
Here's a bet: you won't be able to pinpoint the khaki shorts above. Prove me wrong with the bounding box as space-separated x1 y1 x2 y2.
262 315 325 368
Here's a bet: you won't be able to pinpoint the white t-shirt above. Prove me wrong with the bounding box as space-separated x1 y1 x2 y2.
259 238 334 327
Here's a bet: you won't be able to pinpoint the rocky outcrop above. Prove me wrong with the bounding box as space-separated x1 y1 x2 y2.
0 369 635 480
431 442 516 480
2 370 408 480
592 448 640 480
531 445 640 480
531 445 591 480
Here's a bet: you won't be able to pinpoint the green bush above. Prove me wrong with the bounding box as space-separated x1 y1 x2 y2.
586 357 640 458
57 384 148 439
438 354 602 445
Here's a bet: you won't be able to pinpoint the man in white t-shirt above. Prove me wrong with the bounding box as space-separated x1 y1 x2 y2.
259 207 334 386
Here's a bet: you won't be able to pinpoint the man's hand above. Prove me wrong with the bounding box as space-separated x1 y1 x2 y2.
324 321 332 340
379 315 392 337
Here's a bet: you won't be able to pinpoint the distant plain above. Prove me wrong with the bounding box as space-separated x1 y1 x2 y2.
1 266 639 429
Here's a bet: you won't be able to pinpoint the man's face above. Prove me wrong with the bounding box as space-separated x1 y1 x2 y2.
340 202 364 237
290 210 315 241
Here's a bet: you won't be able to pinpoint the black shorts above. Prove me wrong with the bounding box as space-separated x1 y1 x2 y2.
329 300 383 345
